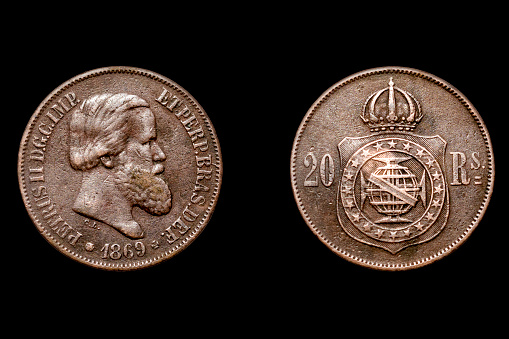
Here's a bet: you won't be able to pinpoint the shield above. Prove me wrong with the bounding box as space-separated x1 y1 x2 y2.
337 133 449 254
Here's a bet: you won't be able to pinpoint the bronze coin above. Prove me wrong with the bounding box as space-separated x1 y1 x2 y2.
291 66 494 270
18 66 222 270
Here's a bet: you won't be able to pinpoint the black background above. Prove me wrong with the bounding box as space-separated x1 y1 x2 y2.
8 5 505 331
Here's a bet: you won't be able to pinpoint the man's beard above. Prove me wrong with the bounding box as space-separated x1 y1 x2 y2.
114 164 172 215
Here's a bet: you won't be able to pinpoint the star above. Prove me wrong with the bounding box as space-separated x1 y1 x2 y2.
344 199 354 208
434 184 443 195
432 199 441 208
351 158 359 168
403 142 411 151
362 223 371 232
341 185 353 195
416 149 425 157
432 171 441 181
425 212 435 221
387 139 397 148
374 229 384 238
343 170 354 181
415 222 425 231
426 158 435 168
150 240 160 250
351 213 361 222
373 142 383 151
389 231 398 239
361 148 370 157
403 229 411 237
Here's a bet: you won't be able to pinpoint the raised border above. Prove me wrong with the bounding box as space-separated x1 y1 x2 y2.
18 66 222 270
290 66 494 270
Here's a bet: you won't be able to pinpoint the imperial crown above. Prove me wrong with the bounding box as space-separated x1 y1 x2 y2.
361 78 423 132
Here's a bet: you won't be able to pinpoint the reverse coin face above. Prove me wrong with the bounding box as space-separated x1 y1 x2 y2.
18 66 222 270
291 66 494 270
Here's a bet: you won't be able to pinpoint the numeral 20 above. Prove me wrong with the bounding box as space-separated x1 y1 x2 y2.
304 151 334 187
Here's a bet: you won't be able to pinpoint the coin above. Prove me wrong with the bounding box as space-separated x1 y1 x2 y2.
18 66 222 270
291 66 494 270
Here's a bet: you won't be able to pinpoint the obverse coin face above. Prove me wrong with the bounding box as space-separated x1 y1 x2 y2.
291 67 494 270
18 66 222 270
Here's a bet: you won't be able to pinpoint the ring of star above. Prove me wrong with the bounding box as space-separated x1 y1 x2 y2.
339 138 446 242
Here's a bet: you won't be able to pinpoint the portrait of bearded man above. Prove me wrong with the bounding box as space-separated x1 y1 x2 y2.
69 93 172 239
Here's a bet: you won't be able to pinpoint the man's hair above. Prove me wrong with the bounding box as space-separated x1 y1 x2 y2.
69 93 149 171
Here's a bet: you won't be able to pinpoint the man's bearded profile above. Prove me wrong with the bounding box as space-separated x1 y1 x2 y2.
69 93 171 239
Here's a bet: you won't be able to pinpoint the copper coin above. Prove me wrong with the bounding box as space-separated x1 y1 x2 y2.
291 66 494 270
18 66 222 270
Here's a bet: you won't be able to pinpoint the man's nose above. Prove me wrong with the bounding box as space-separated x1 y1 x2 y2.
151 142 166 162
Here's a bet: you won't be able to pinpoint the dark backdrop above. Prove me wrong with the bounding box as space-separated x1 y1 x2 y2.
9 6 504 330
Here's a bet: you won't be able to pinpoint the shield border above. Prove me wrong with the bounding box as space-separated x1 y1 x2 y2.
337 132 449 254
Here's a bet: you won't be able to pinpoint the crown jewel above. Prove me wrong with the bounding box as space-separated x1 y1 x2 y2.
361 78 422 132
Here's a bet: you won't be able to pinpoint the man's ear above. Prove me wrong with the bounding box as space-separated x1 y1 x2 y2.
100 155 114 168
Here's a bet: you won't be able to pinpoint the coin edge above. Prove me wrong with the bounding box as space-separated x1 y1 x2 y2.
290 66 494 271
18 66 223 270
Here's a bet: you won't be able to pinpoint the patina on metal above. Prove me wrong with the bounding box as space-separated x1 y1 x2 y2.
18 66 222 270
291 66 494 270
